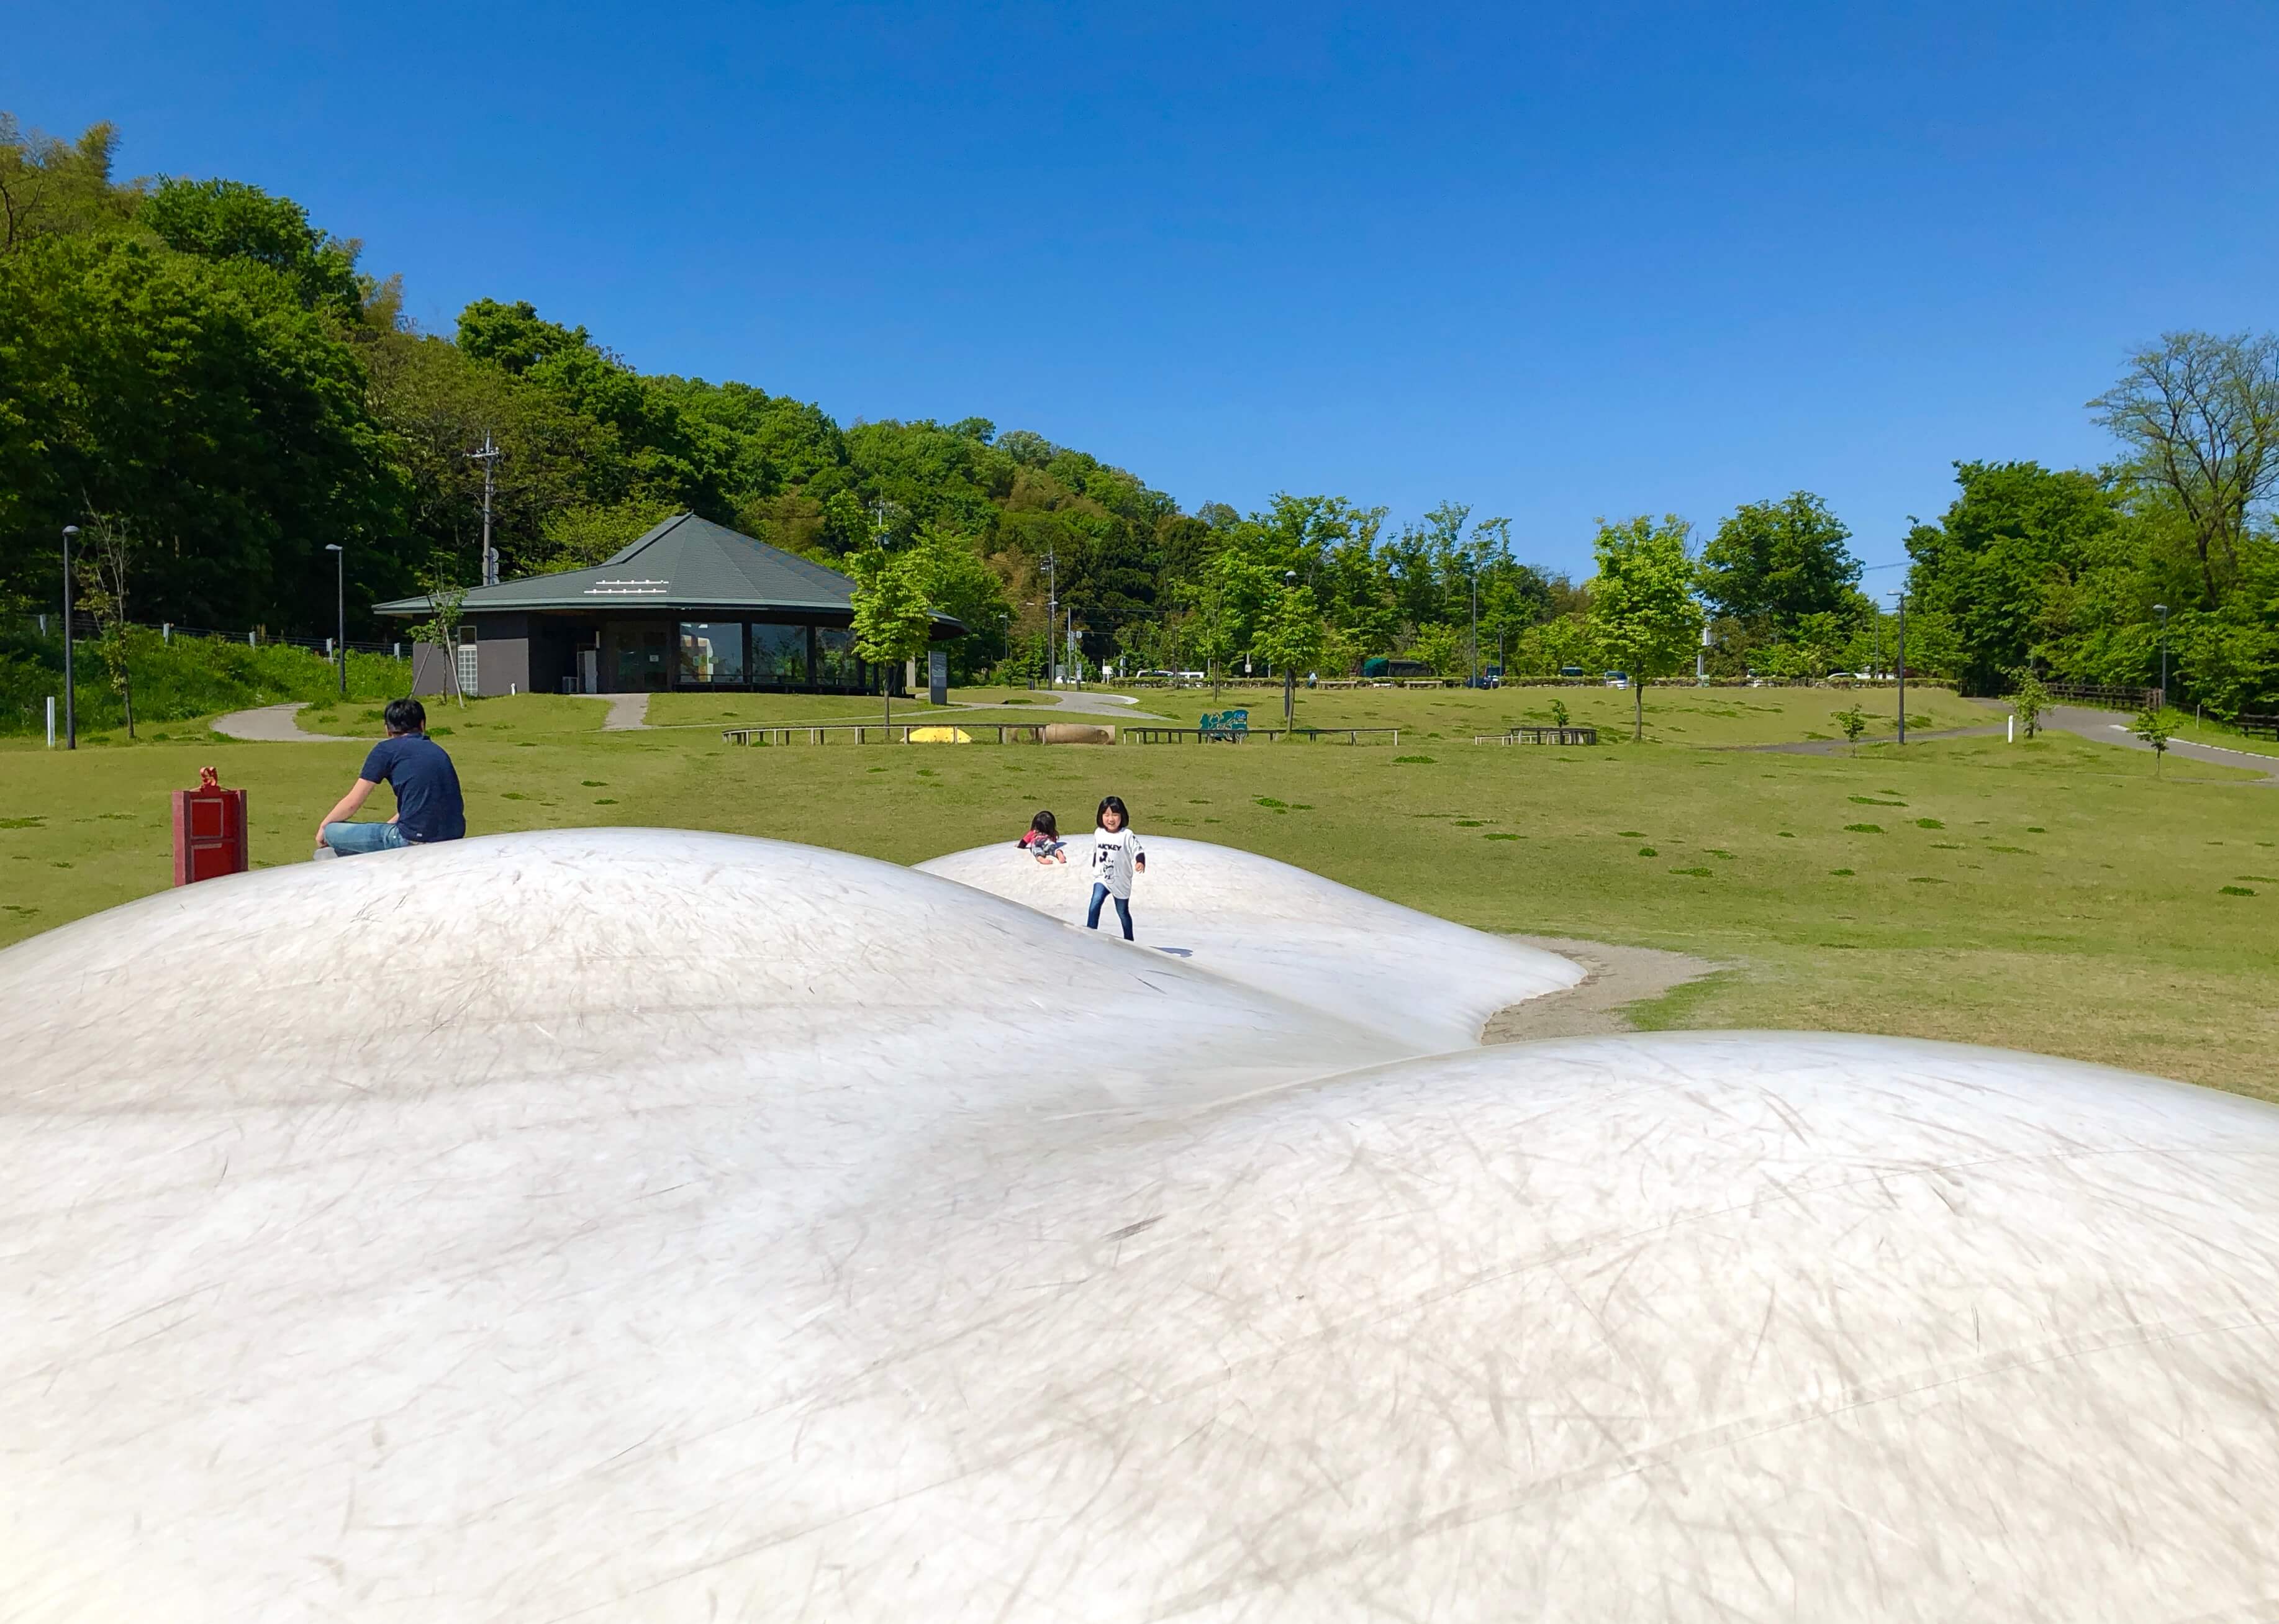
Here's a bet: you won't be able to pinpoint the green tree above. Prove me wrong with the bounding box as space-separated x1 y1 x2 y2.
2091 332 2279 606
73 509 138 737
2010 671 2049 738
905 525 1013 679
1253 582 1326 724
1833 704 1867 752
455 298 592 375
2132 707 2172 774
0 232 404 630
1588 515 1705 741
1903 461 2122 694
535 497 681 571
0 117 136 254
1408 622 1466 679
848 547 935 726
139 177 362 317
404 567 470 708
1700 492 1860 635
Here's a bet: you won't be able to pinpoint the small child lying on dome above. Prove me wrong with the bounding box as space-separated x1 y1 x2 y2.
1017 810 1067 863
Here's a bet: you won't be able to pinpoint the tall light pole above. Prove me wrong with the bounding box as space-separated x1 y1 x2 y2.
60 524 78 750
326 544 347 696
2153 604 2169 710
1043 549 1058 687
467 433 502 587
1895 591 1908 746
1283 569 1298 725
1468 563 1479 687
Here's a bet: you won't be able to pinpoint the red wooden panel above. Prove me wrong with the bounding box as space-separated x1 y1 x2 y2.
172 782 249 887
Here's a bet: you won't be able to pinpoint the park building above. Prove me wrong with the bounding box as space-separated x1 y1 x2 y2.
375 513 963 699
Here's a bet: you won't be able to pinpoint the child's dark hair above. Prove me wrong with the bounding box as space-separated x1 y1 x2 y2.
1095 795 1131 830
1030 809 1059 838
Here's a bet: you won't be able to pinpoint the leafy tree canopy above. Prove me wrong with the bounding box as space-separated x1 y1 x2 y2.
1700 491 1860 632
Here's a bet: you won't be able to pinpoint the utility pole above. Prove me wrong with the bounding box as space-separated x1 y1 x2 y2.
1043 550 1058 686
1895 591 1907 745
60 524 78 750
326 544 347 696
468 433 502 587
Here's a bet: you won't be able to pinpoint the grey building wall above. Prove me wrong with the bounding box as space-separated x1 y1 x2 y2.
474 614 532 697
410 642 455 698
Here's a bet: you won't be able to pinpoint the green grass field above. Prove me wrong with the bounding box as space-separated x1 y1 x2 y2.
4 693 2272 1099
1105 680 1988 743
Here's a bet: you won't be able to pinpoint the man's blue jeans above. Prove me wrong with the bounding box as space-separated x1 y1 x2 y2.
1087 882 1133 940
323 822 409 856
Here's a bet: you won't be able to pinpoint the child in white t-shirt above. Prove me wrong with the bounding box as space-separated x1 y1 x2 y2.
1085 795 1145 940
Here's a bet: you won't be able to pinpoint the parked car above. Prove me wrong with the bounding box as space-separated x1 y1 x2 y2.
1602 670 1630 688
1558 665 1586 679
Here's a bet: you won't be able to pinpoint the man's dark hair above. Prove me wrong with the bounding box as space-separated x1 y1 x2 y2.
383 698 427 735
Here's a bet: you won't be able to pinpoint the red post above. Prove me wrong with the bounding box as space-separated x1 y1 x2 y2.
171 766 250 886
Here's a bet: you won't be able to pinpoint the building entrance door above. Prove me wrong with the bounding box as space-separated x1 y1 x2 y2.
578 648 599 694
610 624 670 692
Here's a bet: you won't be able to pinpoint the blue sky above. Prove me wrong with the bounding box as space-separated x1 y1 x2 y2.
9 1 2277 579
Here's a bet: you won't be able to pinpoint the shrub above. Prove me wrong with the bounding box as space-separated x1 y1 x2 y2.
0 626 410 736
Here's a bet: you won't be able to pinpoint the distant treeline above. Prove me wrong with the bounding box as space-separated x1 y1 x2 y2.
3 115 2273 707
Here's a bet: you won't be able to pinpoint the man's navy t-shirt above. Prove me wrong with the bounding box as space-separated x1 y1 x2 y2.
359 734 466 843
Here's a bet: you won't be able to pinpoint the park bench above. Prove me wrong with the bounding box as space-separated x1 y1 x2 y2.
2236 714 2279 740
1199 708 1249 742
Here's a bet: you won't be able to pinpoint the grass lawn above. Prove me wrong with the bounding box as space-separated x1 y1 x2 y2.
1105 681 1991 744
4 699 2273 1100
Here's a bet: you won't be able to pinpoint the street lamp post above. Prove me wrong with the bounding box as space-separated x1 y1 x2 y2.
1283 569 1298 725
1895 591 1907 746
2153 604 2169 710
61 524 79 750
326 544 347 696
1468 563 1479 688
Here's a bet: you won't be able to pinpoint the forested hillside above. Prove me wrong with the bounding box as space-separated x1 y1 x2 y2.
3 114 2273 708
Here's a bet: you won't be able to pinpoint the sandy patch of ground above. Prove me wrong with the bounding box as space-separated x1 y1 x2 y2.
1483 934 1724 1041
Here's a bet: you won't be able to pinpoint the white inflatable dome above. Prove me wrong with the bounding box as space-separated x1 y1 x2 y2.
4 830 2277 1622
918 833 1582 1051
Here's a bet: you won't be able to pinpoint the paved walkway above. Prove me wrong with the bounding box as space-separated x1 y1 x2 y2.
964 688 1169 720
599 693 649 731
2041 704 2278 784
1739 723 2002 756
210 704 362 743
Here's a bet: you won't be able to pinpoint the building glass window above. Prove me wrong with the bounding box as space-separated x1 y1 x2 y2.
678 622 745 685
750 623 809 685
815 626 861 688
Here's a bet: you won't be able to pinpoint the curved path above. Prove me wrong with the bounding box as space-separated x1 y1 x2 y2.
2041 703 2278 784
956 687 1169 720
210 703 361 743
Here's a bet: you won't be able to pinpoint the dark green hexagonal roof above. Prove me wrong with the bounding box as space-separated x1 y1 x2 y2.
376 513 959 631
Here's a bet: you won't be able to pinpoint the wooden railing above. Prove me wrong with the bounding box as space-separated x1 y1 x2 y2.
1474 726 1600 745
1119 726 1402 745
722 722 1049 746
